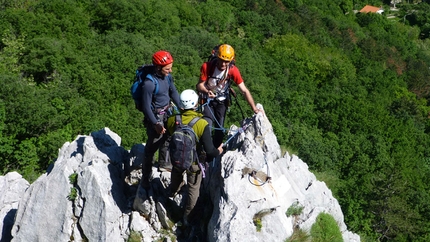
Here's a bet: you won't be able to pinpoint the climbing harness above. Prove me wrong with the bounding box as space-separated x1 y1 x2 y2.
200 96 247 137
200 98 227 134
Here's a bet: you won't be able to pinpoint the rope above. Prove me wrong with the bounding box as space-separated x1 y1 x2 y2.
222 121 252 148
230 88 245 120
200 98 227 133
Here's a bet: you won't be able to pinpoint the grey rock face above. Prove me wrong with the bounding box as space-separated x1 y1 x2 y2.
206 108 360 242
1 106 360 242
10 128 131 242
0 172 29 242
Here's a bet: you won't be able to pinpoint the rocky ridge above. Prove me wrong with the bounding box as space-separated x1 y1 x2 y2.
0 105 360 242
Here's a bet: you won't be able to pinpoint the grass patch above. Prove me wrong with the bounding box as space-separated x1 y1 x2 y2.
310 212 343 242
153 228 176 242
253 216 263 232
253 208 276 232
127 230 142 242
286 211 342 242
285 228 311 242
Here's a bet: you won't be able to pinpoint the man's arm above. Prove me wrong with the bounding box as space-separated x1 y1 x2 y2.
197 62 217 99
200 125 223 156
142 80 158 124
142 79 166 134
196 81 207 93
237 82 261 114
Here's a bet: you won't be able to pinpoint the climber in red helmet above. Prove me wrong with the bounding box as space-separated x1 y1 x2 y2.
140 50 181 189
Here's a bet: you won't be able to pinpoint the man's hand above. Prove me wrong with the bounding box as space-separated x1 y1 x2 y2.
254 108 265 116
154 122 166 134
207 90 216 99
217 144 224 154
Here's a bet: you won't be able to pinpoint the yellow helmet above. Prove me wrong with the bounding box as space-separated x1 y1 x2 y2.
217 44 235 62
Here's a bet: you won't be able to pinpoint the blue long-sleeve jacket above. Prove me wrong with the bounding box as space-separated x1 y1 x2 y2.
141 74 180 125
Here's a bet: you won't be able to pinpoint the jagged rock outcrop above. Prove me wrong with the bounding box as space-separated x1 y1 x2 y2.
0 172 29 241
205 108 359 241
0 105 360 242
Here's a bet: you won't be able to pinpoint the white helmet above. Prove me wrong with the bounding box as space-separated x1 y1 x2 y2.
180 89 199 109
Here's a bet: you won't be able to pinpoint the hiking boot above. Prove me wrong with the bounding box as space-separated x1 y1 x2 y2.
133 184 151 217
177 216 190 229
177 220 192 240
191 226 204 242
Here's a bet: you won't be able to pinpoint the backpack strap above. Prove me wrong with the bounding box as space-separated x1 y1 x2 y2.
145 74 159 95
174 116 201 143
147 73 173 95
188 117 201 129
187 117 201 143
187 117 204 163
175 114 182 125
207 59 218 79
175 115 200 128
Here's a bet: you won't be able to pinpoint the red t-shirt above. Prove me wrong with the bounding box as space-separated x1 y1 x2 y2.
199 61 244 85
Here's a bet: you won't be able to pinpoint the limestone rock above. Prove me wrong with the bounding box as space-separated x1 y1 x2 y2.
1 106 360 242
207 108 360 242
0 172 29 242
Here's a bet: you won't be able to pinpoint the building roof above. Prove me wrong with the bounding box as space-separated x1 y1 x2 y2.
359 5 384 14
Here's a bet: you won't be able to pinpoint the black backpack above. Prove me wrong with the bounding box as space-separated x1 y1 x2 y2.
169 115 201 170
130 64 172 112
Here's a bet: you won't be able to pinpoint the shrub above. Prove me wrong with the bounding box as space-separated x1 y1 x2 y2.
67 187 78 201
67 173 79 201
310 212 343 242
286 201 304 217
69 173 78 184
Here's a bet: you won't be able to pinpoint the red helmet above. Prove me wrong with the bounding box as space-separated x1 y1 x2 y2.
152 50 174 66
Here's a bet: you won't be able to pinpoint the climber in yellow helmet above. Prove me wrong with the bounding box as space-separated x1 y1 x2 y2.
196 44 262 160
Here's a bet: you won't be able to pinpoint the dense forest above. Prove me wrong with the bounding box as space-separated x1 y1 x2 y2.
1 0 430 241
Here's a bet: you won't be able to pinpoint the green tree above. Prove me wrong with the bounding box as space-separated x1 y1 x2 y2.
0 28 25 75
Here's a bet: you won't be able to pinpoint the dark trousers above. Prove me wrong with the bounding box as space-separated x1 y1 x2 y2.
202 100 227 148
142 123 170 185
